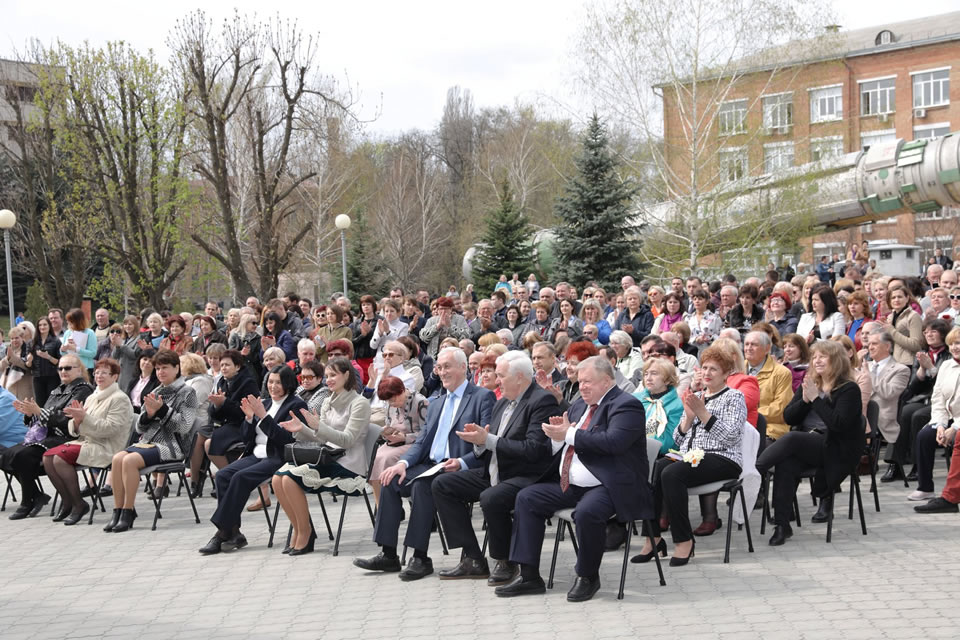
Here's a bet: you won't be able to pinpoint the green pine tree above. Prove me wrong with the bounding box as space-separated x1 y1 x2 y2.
552 114 643 290
472 181 535 295
345 211 386 301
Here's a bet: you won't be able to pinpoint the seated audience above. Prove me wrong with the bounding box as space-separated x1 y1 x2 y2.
633 358 683 455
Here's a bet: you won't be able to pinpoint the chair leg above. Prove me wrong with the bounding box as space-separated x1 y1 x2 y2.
182 472 201 524
825 492 834 543
848 477 856 520
257 486 274 532
618 522 632 600
144 475 162 531
268 502 282 548
793 495 801 528
333 495 349 557
316 494 334 540
362 490 375 527
737 486 754 553
759 474 769 535
1 473 15 511
855 477 867 535
809 477 817 506
547 520 563 589
435 514 449 555
649 527 666 587
567 521 579 556
723 490 735 564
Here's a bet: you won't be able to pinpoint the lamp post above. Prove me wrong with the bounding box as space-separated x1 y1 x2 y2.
0 209 16 330
334 214 351 299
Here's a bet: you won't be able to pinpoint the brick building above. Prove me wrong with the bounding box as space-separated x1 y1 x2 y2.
660 11 960 275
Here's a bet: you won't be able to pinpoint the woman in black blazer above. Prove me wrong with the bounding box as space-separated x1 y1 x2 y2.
205 351 261 473
756 340 865 546
198 365 307 555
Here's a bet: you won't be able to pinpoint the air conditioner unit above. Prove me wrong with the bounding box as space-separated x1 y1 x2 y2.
914 108 927 118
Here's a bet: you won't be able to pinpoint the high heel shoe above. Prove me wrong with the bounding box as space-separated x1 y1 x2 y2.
111 508 139 533
630 538 667 564
52 503 72 523
669 539 696 567
289 528 317 556
103 508 122 532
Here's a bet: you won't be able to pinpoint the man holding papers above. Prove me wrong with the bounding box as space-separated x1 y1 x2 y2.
354 347 495 581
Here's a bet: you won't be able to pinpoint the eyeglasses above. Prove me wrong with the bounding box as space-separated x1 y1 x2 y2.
299 374 317 381
949 295 960 300
383 352 401 358
58 366 75 372
110 329 123 334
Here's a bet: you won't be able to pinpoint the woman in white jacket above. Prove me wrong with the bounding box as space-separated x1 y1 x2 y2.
41 358 134 525
796 284 846 344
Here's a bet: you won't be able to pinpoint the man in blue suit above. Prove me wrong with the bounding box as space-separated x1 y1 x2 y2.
496 356 653 602
354 346 496 581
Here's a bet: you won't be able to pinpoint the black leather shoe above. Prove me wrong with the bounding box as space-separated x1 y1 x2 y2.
880 464 902 483
28 493 51 517
399 556 434 581
63 502 90 526
199 535 223 555
111 508 137 533
669 539 695 567
289 529 316 556
439 556 490 580
281 544 293 554
495 574 546 597
52 503 72 522
631 538 667 563
769 524 793 546
811 497 832 523
80 486 95 498
8 505 31 520
100 486 113 497
152 484 170 500
487 560 519 586
905 467 918 482
222 533 248 551
353 552 402 572
914 497 959 513
103 508 122 532
603 522 627 551
567 575 601 602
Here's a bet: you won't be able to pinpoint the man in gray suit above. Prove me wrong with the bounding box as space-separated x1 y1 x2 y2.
354 347 495 581
432 351 562 585
867 330 910 482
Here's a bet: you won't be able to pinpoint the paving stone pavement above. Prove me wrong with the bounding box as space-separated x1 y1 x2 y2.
0 463 957 640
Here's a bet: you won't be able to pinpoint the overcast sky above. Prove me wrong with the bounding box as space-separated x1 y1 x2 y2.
3 0 959 135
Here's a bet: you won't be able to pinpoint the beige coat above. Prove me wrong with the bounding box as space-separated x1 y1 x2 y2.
66 382 135 467
888 308 923 365
869 360 910 442
930 360 960 428
755 357 795 440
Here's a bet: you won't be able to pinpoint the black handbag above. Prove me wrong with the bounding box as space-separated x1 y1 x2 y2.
283 442 346 466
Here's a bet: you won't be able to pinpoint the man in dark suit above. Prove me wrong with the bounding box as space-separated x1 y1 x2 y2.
495 356 652 602
532 342 565 386
432 351 561 584
354 346 496 580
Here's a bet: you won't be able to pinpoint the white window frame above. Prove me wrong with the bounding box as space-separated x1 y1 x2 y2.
911 67 950 109
861 128 897 151
859 76 896 116
914 122 951 141
762 93 793 132
809 84 843 123
717 146 748 182
810 135 844 162
763 141 795 173
717 99 747 136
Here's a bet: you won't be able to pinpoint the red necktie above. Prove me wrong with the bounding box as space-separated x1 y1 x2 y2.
560 404 597 492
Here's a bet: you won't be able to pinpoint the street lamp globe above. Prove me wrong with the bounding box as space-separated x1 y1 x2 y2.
0 209 16 229
334 214 351 230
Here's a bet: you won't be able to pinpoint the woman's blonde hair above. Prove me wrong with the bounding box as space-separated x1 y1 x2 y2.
484 343 508 357
708 337 745 374
810 340 854 391
641 357 679 389
829 334 860 368
477 333 500 349
179 352 209 376
239 313 259 333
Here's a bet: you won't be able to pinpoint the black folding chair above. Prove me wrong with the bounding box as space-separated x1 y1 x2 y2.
139 433 201 530
1 471 17 511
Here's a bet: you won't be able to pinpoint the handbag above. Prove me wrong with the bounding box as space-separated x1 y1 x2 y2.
283 442 346 466
22 417 47 445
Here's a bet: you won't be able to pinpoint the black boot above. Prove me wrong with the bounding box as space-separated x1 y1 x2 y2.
811 496 833 523
111 508 137 533
103 508 122 532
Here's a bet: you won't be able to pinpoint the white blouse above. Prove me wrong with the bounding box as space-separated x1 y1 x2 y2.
254 395 288 459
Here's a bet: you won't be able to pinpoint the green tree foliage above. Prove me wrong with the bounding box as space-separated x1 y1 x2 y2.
551 115 642 291
471 181 534 295
23 280 48 323
345 210 386 300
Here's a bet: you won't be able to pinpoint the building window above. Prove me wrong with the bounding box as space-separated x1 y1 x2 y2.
809 85 842 123
875 30 894 46
916 236 955 265
860 77 896 116
861 128 896 151
912 69 950 109
763 142 794 173
717 100 747 136
810 136 844 162
762 94 793 132
914 122 951 140
718 147 747 182
917 206 960 221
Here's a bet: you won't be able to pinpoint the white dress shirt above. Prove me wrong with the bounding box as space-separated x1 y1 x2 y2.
254 395 287 459
551 386 616 488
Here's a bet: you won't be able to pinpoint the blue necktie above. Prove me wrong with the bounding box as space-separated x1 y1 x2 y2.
430 391 458 462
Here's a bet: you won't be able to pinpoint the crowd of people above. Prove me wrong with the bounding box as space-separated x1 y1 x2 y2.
1 252 959 602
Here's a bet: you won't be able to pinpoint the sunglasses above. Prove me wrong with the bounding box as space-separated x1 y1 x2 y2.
110 329 123 334
383 352 401 358
58 366 75 371
950 295 960 300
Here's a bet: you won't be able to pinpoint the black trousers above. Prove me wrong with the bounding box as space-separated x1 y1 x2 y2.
650 454 741 543
892 402 931 466
3 444 44 504
211 455 283 532
32 376 59 409
915 423 949 492
432 467 531 561
756 431 825 527
373 463 440 553
509 481 615 578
